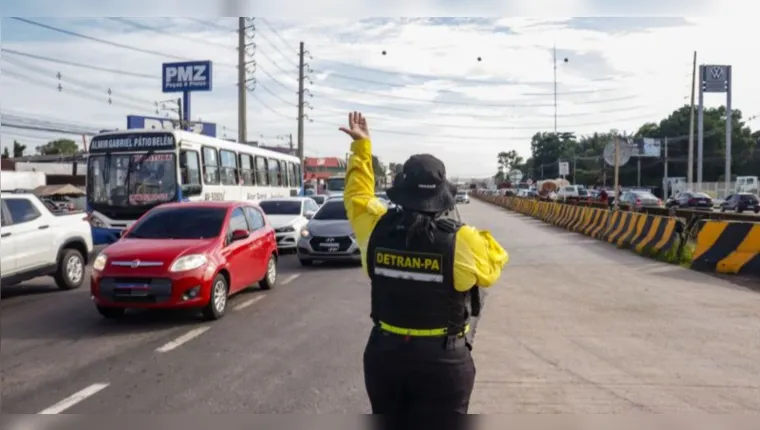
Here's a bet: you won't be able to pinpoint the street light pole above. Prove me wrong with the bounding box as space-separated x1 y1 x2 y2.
553 44 557 135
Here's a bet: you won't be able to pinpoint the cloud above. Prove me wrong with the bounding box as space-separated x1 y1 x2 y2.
1 17 758 178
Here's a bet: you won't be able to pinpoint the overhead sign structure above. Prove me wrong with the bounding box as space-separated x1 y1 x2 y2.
161 60 213 126
127 115 217 137
629 137 662 158
558 161 569 177
698 64 732 194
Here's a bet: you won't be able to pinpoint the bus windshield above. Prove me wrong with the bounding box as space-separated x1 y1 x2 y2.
325 177 345 192
87 152 178 208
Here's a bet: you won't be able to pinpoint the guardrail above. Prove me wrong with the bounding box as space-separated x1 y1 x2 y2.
474 192 760 278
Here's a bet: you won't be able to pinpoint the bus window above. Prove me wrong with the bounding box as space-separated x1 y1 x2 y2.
269 158 282 187
202 146 220 185
180 149 201 186
286 162 296 188
239 153 255 185
291 163 301 187
255 156 269 186
220 149 238 185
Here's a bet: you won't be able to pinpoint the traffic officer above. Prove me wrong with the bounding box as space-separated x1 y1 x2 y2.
339 112 508 416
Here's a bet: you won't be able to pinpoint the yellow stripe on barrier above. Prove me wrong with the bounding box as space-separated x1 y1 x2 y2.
651 218 676 253
607 212 630 243
716 224 760 273
634 216 661 254
692 221 729 261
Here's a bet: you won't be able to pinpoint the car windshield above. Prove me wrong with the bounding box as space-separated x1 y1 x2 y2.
326 177 345 192
126 206 227 239
456 191 467 196
694 193 711 199
259 200 302 215
87 152 177 208
634 191 657 199
313 201 348 220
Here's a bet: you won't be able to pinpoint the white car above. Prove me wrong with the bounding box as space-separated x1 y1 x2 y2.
258 197 320 250
1 191 94 289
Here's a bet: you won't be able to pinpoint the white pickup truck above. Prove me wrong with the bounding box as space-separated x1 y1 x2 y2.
1 191 94 290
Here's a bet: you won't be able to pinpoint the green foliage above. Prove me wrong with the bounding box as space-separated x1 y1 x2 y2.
12 140 26 157
507 104 758 186
2 147 9 158
36 139 79 156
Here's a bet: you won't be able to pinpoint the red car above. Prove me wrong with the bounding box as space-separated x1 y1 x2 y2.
90 201 278 320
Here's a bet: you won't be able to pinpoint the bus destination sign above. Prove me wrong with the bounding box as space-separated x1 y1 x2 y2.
89 133 176 153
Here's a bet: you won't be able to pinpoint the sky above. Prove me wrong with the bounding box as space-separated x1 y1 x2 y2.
1 16 758 178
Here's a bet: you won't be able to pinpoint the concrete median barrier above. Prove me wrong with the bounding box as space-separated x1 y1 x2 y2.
691 220 760 275
473 193 687 266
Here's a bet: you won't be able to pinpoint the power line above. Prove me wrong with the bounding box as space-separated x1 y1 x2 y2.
1 48 158 79
106 18 235 49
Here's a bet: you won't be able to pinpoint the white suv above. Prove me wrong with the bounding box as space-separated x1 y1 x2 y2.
1 192 94 290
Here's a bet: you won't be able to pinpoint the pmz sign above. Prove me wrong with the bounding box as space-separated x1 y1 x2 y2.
127 115 217 137
162 61 213 93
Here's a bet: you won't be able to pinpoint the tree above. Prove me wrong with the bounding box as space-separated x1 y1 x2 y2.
497 150 524 173
2 147 10 159
13 140 26 158
36 139 79 156
371 155 387 187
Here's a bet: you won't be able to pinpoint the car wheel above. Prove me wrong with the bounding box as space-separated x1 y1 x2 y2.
259 254 278 290
737 207 744 214
299 259 313 266
54 248 85 290
202 274 229 321
96 305 126 319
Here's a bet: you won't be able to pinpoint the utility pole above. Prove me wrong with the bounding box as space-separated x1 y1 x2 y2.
297 41 313 168
238 17 257 144
572 156 576 184
687 51 697 189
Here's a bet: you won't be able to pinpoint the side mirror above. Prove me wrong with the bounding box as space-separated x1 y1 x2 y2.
230 229 250 242
304 211 315 220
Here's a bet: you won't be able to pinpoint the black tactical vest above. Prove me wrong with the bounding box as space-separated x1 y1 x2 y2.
366 210 468 334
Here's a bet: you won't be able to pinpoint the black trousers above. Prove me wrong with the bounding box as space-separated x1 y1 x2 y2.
363 327 476 417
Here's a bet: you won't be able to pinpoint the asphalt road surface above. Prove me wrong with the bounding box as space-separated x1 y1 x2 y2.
2 200 760 413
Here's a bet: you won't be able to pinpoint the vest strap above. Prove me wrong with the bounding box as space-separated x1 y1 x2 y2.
377 321 470 337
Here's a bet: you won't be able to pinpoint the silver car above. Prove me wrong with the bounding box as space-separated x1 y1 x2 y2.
297 199 361 266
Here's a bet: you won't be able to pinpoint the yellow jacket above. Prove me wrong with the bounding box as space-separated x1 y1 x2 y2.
344 138 508 292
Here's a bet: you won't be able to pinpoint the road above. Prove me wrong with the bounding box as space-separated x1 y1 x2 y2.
2 200 760 413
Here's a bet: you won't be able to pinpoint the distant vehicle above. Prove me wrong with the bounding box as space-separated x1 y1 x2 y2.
619 190 663 209
325 174 346 196
297 199 361 266
665 191 712 211
310 195 327 206
556 185 589 201
721 193 760 214
85 129 302 245
455 190 470 204
90 201 278 320
1 191 94 290
258 197 319 250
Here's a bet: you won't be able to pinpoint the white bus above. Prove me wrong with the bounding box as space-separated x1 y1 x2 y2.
86 129 302 244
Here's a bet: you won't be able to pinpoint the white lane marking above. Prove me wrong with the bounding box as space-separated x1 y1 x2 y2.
38 383 109 414
155 327 210 353
233 294 266 311
281 274 300 285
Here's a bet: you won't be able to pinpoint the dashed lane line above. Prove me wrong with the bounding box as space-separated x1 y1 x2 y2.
232 294 266 311
281 274 300 285
155 326 211 353
38 383 110 414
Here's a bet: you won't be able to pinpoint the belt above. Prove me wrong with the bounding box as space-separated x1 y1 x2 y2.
377 321 470 337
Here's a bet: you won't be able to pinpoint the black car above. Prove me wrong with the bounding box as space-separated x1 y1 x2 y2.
666 191 713 211
721 193 760 213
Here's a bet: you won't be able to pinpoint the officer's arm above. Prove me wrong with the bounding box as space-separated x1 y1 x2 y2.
452 226 509 292
344 138 388 258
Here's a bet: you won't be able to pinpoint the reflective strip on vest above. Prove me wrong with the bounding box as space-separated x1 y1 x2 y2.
378 321 470 337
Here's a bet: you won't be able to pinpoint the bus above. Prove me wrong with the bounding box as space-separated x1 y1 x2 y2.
325 173 346 196
86 129 302 244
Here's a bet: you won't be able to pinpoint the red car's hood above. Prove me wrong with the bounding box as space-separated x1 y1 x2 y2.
103 238 217 264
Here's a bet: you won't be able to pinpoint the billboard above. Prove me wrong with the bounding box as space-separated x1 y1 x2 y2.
629 137 661 158
127 115 217 138
162 60 213 93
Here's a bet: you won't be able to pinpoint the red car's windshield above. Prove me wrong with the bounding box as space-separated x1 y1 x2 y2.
126 206 227 239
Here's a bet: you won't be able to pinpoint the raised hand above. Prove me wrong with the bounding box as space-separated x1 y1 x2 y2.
339 111 370 141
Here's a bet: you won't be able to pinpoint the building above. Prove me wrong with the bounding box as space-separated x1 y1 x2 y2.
303 157 347 182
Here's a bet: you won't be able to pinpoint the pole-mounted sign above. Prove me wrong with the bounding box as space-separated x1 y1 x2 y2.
162 60 213 124
697 64 732 194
